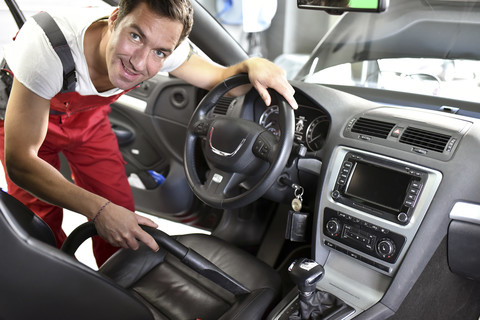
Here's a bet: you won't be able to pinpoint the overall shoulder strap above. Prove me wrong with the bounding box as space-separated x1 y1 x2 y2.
32 11 77 93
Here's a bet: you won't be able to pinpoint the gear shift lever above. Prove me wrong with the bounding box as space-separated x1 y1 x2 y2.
287 258 354 320
288 258 325 294
288 258 335 320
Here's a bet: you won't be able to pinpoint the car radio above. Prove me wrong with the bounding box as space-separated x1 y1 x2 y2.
331 152 427 225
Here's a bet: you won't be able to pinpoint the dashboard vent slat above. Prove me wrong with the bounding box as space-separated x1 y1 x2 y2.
400 127 451 153
351 117 395 139
213 97 234 115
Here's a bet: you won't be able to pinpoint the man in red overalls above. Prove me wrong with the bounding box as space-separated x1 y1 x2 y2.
1 0 297 267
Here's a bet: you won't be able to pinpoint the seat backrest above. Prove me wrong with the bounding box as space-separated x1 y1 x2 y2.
0 191 154 320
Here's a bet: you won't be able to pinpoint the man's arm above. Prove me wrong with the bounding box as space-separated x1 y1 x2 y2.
170 54 298 109
3 78 159 252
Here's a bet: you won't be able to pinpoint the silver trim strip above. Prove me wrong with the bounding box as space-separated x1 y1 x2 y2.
450 202 480 225
115 94 147 113
208 127 246 157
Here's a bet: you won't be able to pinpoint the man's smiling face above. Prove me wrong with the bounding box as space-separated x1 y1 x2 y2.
106 2 183 90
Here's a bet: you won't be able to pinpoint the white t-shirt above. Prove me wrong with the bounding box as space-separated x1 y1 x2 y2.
3 7 190 100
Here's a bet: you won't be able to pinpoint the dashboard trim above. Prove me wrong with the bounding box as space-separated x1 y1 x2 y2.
318 146 443 275
450 202 480 225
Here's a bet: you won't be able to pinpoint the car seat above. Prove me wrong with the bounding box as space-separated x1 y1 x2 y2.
0 190 281 320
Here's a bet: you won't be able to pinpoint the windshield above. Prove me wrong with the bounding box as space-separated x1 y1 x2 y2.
307 58 480 102
297 0 480 104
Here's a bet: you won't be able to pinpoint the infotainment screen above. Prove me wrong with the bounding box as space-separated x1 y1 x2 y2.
345 161 412 212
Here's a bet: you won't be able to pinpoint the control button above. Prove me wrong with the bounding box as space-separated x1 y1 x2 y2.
252 140 265 154
404 200 415 208
324 241 335 249
331 190 341 199
348 251 360 260
404 200 414 207
411 182 422 189
253 135 273 160
325 218 341 237
397 212 408 222
194 122 209 136
380 228 389 234
377 238 396 259
407 194 416 201
391 127 403 138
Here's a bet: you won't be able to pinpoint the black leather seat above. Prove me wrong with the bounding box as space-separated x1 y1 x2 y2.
0 191 281 320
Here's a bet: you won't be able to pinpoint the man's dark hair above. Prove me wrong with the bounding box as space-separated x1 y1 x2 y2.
116 0 194 46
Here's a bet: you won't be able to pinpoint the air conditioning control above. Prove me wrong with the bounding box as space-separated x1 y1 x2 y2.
323 208 405 264
325 218 341 237
377 238 396 259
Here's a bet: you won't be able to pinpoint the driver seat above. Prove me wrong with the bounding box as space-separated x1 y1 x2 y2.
0 190 281 320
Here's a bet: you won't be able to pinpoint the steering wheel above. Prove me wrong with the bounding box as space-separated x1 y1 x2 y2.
184 73 295 209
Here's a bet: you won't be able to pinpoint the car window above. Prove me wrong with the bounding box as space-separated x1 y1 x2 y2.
295 1 480 104
197 0 276 58
307 58 480 103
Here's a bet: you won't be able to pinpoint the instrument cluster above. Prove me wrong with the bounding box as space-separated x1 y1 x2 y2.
259 104 329 152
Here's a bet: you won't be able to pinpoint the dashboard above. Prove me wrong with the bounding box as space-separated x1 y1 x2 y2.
263 80 480 319
203 79 480 318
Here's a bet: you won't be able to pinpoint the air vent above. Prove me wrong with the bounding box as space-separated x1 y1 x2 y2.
400 127 451 153
213 96 234 115
351 117 395 139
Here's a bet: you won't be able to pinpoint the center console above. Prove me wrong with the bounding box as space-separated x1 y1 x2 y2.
268 146 442 320
319 147 442 276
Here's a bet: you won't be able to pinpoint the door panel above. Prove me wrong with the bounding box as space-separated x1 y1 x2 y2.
109 74 205 221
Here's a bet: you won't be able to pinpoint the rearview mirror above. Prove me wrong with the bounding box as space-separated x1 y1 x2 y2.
297 0 388 14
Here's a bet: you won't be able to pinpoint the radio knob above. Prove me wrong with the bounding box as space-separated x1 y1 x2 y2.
397 212 408 223
326 218 341 237
331 190 340 199
377 238 396 258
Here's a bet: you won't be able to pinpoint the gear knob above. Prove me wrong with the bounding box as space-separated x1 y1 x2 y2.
288 258 325 293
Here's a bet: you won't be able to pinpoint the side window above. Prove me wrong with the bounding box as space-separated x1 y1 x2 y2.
197 0 278 58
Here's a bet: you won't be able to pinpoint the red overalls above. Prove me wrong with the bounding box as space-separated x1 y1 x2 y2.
0 90 134 267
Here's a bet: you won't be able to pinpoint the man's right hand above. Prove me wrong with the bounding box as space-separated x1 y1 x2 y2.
93 201 160 252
